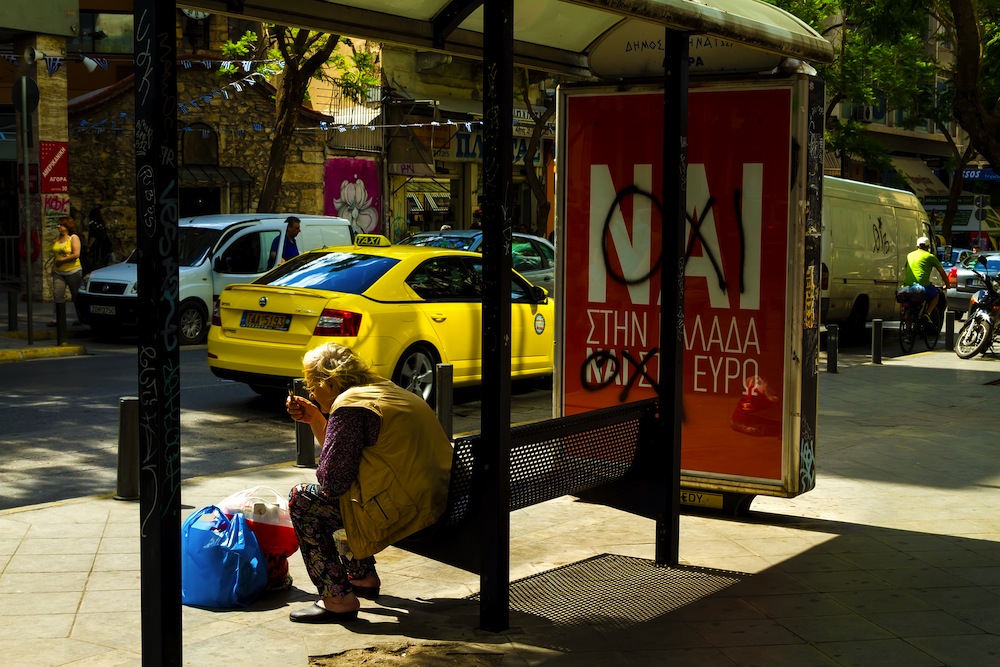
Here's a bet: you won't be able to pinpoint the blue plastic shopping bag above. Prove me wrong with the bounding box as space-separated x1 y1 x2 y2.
181 505 268 609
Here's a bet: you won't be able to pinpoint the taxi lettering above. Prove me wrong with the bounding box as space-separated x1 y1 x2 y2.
355 234 391 247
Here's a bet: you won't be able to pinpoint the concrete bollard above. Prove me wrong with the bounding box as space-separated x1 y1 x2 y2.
945 310 955 350
114 396 140 501
435 363 454 441
6 290 16 332
292 378 315 468
872 319 883 365
827 324 839 374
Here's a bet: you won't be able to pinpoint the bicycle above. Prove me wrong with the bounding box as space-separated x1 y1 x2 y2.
898 296 941 353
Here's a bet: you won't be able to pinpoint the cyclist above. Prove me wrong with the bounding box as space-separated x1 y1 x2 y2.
903 236 949 318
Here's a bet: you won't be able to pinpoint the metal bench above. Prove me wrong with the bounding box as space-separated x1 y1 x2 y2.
398 397 660 627
439 397 659 528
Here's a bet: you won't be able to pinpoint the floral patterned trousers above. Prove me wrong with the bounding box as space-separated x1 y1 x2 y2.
288 483 377 598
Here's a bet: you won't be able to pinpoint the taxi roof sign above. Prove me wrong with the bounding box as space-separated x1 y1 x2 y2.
355 234 391 247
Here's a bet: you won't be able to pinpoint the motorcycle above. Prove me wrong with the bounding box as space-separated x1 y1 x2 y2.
955 258 1000 358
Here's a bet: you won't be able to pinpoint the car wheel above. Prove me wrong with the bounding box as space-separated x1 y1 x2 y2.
393 345 437 403
178 301 208 345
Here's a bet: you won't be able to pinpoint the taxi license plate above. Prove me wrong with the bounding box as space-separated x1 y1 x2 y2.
241 311 291 331
90 304 115 315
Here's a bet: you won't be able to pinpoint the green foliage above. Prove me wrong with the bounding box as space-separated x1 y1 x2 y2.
218 27 378 103
769 0 943 171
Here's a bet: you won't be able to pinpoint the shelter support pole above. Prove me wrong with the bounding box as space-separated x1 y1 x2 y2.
658 28 689 567
134 1 182 664
479 0 514 633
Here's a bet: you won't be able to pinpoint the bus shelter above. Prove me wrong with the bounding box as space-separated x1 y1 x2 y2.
135 0 832 659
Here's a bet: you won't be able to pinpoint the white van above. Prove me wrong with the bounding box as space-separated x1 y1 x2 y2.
77 214 355 344
821 176 934 338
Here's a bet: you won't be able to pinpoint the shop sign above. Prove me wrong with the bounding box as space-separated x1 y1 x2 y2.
438 131 543 164
39 141 69 193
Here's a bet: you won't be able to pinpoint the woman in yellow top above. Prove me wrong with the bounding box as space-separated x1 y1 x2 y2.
50 217 83 326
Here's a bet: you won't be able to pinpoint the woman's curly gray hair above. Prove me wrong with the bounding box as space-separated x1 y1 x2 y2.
302 343 380 393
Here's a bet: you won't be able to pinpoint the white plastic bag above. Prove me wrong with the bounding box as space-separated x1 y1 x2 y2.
218 487 298 587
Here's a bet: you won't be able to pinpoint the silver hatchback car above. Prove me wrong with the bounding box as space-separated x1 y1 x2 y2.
398 230 556 290
946 253 1000 317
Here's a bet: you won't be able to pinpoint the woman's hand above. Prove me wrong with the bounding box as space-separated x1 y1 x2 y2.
287 394 327 445
287 394 321 424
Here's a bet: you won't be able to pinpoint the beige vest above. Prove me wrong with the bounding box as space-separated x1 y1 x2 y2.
335 381 453 559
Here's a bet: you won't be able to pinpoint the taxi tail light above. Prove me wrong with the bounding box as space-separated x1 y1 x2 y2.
947 266 958 287
314 309 362 336
212 299 221 326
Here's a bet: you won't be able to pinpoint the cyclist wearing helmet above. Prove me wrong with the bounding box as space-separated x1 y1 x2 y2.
903 236 949 316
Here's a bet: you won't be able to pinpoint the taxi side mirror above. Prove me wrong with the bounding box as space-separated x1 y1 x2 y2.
530 285 548 303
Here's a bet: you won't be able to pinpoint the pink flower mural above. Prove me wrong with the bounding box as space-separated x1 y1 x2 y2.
325 157 381 234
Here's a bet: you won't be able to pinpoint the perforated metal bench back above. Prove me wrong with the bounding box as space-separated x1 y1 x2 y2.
441 398 657 526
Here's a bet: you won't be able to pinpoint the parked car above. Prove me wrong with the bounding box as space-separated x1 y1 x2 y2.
398 229 556 290
207 234 554 400
946 252 1000 318
77 214 355 345
939 247 973 270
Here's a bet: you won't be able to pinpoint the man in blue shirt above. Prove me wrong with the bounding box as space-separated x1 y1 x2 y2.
270 216 301 267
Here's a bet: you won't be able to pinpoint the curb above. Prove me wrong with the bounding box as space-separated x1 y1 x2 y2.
0 344 88 364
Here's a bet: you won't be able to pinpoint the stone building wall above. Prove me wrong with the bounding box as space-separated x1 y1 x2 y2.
67 13 337 259
68 66 331 258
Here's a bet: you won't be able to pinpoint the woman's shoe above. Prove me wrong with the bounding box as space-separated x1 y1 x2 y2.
288 602 359 624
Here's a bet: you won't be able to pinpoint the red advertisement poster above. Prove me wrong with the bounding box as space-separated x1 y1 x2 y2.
561 86 793 481
39 141 69 193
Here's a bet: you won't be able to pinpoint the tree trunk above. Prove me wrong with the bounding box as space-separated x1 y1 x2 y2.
950 0 1000 171
256 29 340 213
521 105 555 237
257 72 308 212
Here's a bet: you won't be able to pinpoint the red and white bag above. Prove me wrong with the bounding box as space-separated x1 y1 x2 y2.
219 487 298 589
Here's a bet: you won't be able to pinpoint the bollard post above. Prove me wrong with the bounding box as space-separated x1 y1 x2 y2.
55 302 66 346
293 378 315 467
872 319 883 365
827 324 839 373
6 291 16 332
435 363 454 441
114 397 140 500
945 310 955 350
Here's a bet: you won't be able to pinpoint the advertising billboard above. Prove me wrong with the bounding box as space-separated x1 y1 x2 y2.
556 78 823 500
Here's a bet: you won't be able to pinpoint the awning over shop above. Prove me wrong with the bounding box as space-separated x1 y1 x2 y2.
190 0 834 77
890 156 950 199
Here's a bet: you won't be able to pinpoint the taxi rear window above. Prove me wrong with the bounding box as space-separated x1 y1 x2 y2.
258 252 399 293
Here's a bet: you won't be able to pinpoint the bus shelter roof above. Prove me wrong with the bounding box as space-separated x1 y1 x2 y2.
185 0 834 77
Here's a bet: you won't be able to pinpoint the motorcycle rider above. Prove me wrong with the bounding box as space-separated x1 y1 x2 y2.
903 237 950 318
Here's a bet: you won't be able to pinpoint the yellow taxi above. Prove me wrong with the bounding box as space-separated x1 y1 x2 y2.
207 234 554 400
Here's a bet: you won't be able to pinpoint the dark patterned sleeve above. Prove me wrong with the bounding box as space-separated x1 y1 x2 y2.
316 406 382 496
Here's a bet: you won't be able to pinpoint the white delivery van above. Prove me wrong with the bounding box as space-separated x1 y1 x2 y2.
821 176 934 339
78 214 355 344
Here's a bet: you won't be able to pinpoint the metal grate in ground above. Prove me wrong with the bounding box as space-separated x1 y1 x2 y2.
471 553 748 628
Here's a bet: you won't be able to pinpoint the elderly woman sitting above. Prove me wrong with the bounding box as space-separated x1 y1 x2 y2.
285 342 453 623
